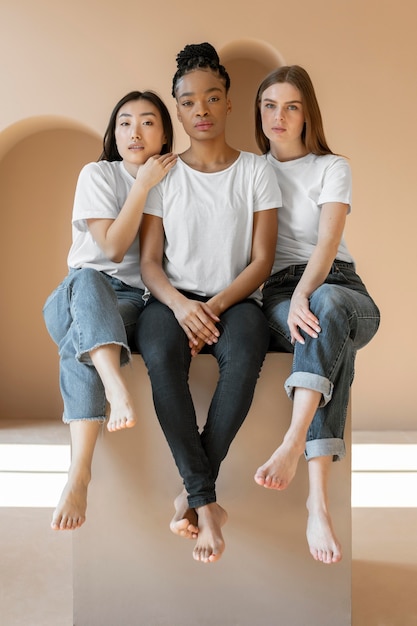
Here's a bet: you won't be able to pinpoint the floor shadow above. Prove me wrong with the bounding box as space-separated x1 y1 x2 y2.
352 560 417 625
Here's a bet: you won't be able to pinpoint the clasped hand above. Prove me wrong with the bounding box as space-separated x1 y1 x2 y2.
173 298 220 356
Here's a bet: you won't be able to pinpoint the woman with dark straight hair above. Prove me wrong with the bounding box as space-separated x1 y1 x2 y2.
43 90 176 531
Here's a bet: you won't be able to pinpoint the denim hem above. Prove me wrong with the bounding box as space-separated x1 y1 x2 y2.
285 372 333 407
304 438 345 462
188 495 217 509
76 341 131 366
62 416 107 424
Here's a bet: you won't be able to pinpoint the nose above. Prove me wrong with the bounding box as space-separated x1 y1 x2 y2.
131 124 142 139
275 106 284 121
196 100 209 117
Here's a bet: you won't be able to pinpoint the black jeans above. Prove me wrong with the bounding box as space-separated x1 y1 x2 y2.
136 294 270 507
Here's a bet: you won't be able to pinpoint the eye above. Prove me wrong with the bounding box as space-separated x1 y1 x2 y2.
264 103 275 109
288 105 298 111
208 96 219 103
142 120 153 126
120 121 130 126
181 100 193 107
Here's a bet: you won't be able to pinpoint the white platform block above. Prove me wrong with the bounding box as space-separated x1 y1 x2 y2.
73 353 351 626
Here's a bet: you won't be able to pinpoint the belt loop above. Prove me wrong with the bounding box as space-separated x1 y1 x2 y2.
288 265 296 276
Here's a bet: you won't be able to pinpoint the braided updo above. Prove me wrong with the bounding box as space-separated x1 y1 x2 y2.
171 42 231 97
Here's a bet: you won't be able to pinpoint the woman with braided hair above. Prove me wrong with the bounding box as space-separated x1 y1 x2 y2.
136 42 281 563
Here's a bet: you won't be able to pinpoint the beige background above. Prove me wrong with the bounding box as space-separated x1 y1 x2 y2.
1 0 415 431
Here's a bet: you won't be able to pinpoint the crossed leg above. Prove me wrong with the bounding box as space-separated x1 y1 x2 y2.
90 344 137 432
254 388 321 490
254 386 342 564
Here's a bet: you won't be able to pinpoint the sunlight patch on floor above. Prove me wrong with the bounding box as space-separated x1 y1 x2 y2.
351 443 417 508
0 444 70 507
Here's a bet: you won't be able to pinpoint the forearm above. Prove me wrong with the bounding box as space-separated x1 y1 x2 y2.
93 186 149 262
293 241 340 299
208 257 272 316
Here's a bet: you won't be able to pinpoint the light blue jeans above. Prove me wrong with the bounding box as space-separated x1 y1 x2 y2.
43 268 145 422
262 261 380 461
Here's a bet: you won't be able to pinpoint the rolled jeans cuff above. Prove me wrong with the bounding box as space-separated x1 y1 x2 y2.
305 438 346 462
284 372 333 407
77 340 132 367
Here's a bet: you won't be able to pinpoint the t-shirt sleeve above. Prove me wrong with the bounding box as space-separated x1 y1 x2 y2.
143 181 164 218
253 158 282 212
72 162 120 232
318 157 352 210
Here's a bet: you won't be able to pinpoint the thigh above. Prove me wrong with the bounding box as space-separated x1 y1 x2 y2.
211 300 270 365
309 283 380 350
109 278 146 349
136 298 189 365
262 283 294 352
43 275 73 345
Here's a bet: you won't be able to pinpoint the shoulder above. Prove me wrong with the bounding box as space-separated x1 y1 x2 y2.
311 153 351 175
237 151 275 176
238 151 268 167
77 160 129 190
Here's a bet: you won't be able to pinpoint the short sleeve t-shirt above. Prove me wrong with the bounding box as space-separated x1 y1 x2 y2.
144 151 282 303
67 160 144 289
266 152 354 274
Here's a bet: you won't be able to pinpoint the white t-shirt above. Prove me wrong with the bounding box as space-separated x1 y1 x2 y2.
144 151 282 303
67 160 144 289
266 152 354 274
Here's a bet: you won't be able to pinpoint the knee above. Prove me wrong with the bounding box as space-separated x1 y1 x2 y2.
74 268 108 290
136 308 186 369
310 285 348 322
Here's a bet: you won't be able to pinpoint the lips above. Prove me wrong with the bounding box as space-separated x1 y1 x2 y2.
195 122 213 130
129 144 144 150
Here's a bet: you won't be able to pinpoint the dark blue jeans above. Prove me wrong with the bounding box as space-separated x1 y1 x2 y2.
136 293 270 508
262 261 380 461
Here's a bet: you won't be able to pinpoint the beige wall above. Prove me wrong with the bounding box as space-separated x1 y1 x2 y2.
1 0 416 430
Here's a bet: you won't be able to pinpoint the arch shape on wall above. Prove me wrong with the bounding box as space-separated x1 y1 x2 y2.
219 39 285 153
220 38 285 68
0 118 101 420
0 115 100 162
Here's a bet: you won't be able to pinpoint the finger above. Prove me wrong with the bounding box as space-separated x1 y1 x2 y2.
189 315 219 342
290 328 305 345
200 302 221 322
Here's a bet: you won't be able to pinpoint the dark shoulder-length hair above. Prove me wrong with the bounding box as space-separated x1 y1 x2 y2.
255 65 334 156
99 90 173 161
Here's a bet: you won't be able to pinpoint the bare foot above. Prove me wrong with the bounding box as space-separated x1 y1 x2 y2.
106 389 137 432
193 502 228 564
254 440 305 490
306 500 342 564
51 478 89 531
170 490 198 539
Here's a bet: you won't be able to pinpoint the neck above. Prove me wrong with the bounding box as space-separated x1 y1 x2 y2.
270 142 308 163
181 138 239 173
122 160 140 178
